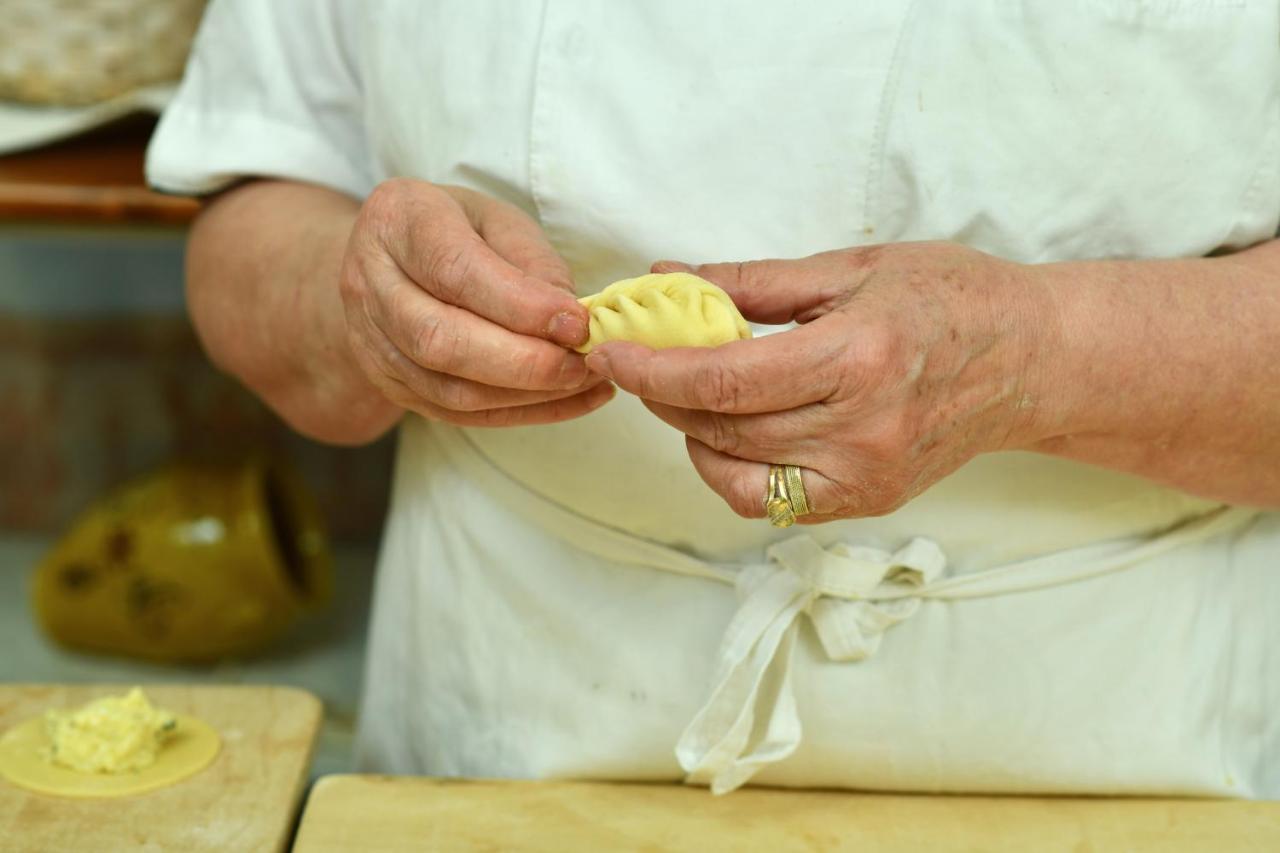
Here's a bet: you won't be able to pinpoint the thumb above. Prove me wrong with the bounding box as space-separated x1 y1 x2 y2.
651 248 875 325
445 187 578 291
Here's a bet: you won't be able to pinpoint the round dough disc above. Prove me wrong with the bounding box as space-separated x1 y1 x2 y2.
0 714 220 798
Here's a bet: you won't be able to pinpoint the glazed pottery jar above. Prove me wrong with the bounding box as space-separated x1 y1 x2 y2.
33 457 332 663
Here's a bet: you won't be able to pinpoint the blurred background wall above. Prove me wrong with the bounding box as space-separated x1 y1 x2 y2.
0 224 394 542
0 0 394 544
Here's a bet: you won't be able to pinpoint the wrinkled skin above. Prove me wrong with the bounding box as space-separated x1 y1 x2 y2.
338 178 613 427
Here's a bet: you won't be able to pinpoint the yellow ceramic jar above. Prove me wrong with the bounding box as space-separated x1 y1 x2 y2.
33 457 332 663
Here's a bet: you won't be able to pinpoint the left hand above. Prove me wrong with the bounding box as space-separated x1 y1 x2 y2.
583 241 1058 522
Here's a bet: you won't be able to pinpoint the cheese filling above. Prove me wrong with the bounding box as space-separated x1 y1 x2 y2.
44 688 177 774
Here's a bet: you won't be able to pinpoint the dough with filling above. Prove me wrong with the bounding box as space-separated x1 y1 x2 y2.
575 272 752 354
0 688 220 798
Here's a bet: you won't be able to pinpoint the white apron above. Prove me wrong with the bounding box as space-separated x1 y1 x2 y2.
148 0 1280 795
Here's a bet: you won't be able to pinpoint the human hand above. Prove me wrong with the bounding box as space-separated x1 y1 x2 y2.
339 179 612 426
584 242 1055 521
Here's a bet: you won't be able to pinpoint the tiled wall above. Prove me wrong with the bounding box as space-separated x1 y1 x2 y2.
0 227 392 540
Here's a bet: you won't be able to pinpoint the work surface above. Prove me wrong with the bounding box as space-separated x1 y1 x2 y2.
0 684 321 853
293 776 1280 853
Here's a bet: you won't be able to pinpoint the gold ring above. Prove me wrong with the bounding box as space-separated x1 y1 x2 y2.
783 465 810 517
764 464 810 528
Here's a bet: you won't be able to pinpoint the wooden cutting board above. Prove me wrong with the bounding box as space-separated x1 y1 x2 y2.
292 775 1280 853
0 684 322 853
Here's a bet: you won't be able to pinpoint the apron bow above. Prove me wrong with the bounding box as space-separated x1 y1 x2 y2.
676 535 946 794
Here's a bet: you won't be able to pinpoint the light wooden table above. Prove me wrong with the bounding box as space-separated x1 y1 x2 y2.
0 684 322 853
292 775 1280 852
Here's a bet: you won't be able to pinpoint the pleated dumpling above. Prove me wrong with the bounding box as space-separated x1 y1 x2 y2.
574 272 752 354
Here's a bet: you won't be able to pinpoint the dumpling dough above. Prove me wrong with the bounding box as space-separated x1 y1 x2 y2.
0 689 220 798
575 272 752 354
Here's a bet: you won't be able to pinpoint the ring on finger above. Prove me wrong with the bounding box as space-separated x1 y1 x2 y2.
764 463 811 528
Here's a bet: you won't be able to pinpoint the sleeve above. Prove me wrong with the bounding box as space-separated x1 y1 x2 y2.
145 0 375 199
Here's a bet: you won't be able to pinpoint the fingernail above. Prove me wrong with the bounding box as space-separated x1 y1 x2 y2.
548 310 587 347
584 350 612 377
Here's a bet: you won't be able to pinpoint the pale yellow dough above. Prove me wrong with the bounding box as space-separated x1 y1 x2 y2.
0 690 220 798
575 272 752 354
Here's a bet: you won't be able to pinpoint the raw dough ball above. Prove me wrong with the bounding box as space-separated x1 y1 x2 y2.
575 272 752 354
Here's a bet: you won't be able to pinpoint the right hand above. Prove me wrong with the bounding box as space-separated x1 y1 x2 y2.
339 179 613 426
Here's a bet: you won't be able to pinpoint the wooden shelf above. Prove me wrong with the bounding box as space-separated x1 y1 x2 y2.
0 115 199 226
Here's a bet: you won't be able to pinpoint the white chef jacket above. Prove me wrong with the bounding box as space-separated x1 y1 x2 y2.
148 0 1280 796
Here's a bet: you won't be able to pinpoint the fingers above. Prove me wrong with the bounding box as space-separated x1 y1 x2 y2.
644 400 824 465
367 180 587 347
347 307 614 424
585 323 843 413
685 437 842 521
382 372 616 427
374 333 607 410
685 437 768 519
652 248 882 326
367 271 591 390
343 180 606 427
